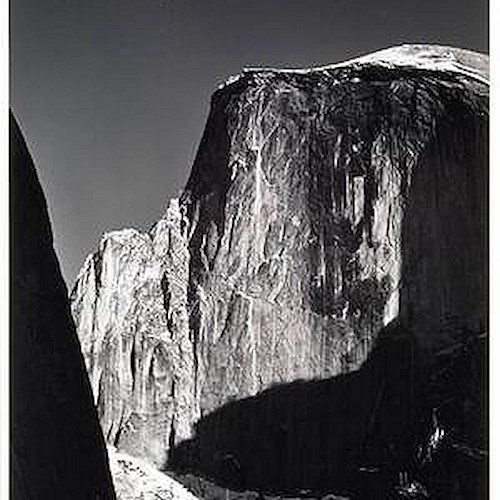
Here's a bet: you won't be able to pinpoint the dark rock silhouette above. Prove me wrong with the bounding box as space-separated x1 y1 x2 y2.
10 113 116 499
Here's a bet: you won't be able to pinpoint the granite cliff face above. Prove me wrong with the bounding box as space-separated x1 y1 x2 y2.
71 200 196 468
10 113 117 499
71 45 488 486
183 44 487 414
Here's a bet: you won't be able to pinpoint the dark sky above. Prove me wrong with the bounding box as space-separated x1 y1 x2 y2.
10 0 488 287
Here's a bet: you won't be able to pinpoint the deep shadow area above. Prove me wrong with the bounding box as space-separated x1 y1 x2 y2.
399 82 488 356
170 324 486 499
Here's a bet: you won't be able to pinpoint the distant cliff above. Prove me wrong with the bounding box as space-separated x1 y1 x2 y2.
70 44 488 488
71 200 195 468
10 113 117 499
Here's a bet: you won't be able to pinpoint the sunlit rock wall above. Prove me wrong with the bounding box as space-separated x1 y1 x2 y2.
183 45 488 415
71 200 197 468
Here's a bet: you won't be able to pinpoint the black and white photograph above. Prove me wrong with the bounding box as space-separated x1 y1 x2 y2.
9 1 489 499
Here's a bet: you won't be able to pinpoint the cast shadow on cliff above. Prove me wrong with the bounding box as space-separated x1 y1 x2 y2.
169 322 486 499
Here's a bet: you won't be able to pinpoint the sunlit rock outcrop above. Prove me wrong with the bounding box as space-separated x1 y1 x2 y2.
71 200 196 468
108 447 199 500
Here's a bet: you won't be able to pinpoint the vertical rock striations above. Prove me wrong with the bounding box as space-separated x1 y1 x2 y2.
70 45 488 480
10 113 116 499
71 200 197 468
182 44 488 416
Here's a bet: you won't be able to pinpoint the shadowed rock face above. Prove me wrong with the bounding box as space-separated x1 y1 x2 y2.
70 45 488 484
10 114 116 499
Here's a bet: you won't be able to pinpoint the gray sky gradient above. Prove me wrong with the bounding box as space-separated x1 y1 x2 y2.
10 0 488 287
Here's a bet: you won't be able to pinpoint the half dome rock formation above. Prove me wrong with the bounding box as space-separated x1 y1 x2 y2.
10 113 116 499
71 44 488 487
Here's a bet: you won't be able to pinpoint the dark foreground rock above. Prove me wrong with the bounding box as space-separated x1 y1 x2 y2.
10 113 116 499
71 45 488 498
